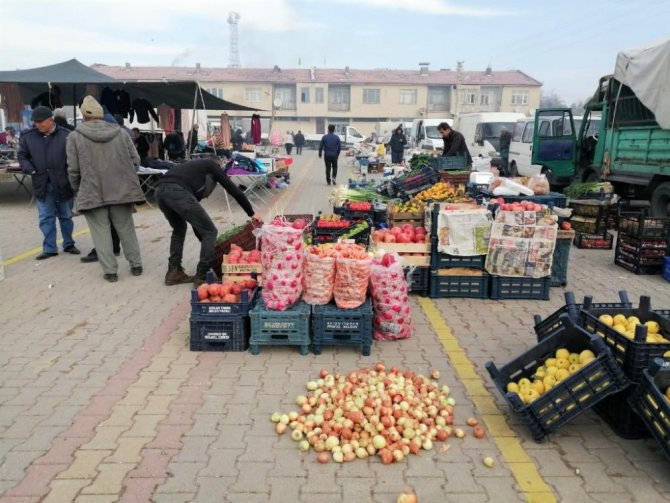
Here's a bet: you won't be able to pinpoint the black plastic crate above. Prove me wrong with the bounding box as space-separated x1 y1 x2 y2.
490 276 551 300
392 167 439 193
580 296 670 382
614 254 664 275
619 215 670 240
190 316 249 352
594 386 650 440
551 235 572 287
534 291 632 343
573 232 613 249
429 272 489 299
480 191 567 209
430 238 486 270
629 358 670 460
311 299 373 355
190 272 257 317
569 216 608 235
486 316 630 442
405 266 429 294
569 201 609 219
431 155 467 171
312 218 371 246
249 298 311 355
617 234 668 259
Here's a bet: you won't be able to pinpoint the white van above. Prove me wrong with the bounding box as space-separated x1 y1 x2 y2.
457 112 525 159
410 118 454 150
509 115 600 178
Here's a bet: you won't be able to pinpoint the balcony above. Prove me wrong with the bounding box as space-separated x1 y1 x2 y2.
328 102 350 112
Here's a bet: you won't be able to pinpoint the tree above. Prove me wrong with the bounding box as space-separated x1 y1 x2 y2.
571 100 585 115
540 90 567 108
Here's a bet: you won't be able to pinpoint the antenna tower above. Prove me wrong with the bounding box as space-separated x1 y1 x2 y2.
228 12 241 68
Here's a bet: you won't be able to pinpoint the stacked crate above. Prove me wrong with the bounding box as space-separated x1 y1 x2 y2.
249 298 311 355
569 200 613 249
615 215 670 275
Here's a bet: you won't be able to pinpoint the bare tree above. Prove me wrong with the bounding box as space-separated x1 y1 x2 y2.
540 90 567 108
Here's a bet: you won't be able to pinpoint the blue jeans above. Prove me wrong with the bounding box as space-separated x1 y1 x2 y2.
36 184 75 253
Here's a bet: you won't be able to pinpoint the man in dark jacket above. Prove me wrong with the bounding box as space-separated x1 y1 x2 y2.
186 124 199 154
388 127 407 164
499 128 512 176
318 125 341 185
437 122 472 166
293 131 305 155
18 106 80 260
232 129 245 151
53 108 74 131
154 158 262 286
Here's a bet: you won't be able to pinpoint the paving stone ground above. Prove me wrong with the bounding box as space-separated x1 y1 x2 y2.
1 150 669 503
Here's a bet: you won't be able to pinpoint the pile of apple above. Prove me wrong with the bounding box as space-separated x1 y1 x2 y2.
372 224 429 245
491 198 547 213
196 278 257 304
226 244 261 264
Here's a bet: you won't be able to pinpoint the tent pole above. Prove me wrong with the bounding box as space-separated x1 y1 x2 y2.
187 83 198 158
72 84 76 126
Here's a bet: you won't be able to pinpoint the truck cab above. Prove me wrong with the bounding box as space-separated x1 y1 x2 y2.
411 118 454 151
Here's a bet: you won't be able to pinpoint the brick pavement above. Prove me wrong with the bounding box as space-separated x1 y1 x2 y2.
1 150 669 502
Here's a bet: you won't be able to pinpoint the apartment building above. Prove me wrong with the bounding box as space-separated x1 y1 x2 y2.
93 63 542 135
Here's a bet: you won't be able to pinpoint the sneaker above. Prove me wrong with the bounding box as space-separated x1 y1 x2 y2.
165 265 193 286
80 250 98 263
131 266 143 276
103 273 118 283
64 246 81 255
36 252 58 260
332 178 336 185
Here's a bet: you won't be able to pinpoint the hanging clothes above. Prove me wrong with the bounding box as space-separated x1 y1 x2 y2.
130 98 159 124
220 113 232 147
157 104 174 131
251 114 262 144
0 83 24 122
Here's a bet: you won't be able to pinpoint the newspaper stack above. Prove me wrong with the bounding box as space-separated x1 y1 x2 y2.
436 208 492 257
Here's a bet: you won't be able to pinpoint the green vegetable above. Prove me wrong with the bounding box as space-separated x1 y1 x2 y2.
564 182 613 198
216 222 250 244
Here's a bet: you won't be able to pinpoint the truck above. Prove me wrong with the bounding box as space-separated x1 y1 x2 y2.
410 118 454 150
303 125 367 149
456 112 525 161
533 39 670 216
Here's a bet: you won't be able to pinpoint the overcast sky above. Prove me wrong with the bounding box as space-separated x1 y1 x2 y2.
2 0 668 105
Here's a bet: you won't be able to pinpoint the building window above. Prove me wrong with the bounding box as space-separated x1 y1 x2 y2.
300 87 310 104
460 91 476 105
399 89 417 105
275 85 296 110
363 88 380 104
244 87 262 102
328 85 350 112
511 90 529 105
480 94 490 106
315 87 324 104
205 87 224 99
427 87 449 111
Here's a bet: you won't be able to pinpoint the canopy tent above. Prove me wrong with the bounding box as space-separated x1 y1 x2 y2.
613 38 670 129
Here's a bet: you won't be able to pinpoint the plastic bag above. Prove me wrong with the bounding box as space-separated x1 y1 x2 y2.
333 244 371 309
369 254 413 341
260 223 304 310
528 174 550 195
302 246 336 305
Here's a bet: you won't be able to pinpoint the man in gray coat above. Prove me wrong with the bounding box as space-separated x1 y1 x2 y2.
66 96 145 282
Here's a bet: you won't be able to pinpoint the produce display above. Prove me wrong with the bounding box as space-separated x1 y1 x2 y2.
338 220 370 241
372 225 428 245
346 201 372 212
271 363 487 464
412 182 470 203
302 246 338 305
260 218 308 311
389 200 424 215
333 244 371 309
317 214 350 228
506 348 597 404
215 222 250 245
330 186 389 208
596 313 669 343
196 278 257 304
225 244 261 265
369 254 413 341
563 182 614 199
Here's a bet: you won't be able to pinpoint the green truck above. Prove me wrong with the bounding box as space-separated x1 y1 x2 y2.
532 39 670 217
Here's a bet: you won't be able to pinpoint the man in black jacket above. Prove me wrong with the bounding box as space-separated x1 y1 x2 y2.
318 125 341 185
18 106 80 259
293 131 305 155
388 127 407 164
155 158 262 286
438 122 472 166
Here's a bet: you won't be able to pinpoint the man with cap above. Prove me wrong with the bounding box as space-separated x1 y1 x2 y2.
66 96 145 282
18 106 80 260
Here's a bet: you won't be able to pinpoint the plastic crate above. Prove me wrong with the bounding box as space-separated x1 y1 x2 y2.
490 276 551 300
619 215 670 240
437 170 470 185
629 358 670 460
594 387 650 440
568 201 609 218
190 272 257 317
190 316 249 352
431 155 467 171
534 291 632 343
429 272 489 299
569 216 608 235
614 253 664 275
392 167 439 194
480 191 568 209
313 218 371 246
249 298 311 355
573 232 613 249
405 266 429 294
486 316 630 442
551 233 573 287
430 246 486 271
213 222 260 277
311 300 373 355
580 296 670 382
338 203 375 221
617 234 668 260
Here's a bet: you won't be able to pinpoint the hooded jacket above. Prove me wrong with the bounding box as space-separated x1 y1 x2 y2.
66 120 145 211
18 125 73 201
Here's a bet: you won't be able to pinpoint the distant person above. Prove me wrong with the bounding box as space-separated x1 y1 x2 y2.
66 96 145 283
186 124 199 153
437 122 472 166
18 106 80 260
318 125 341 185
3 127 18 149
163 130 185 160
132 128 151 165
293 130 305 155
499 127 512 176
53 108 74 131
388 127 407 164
232 128 245 151
283 131 294 155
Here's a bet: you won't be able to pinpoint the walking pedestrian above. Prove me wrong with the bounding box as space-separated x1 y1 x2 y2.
437 122 472 166
154 158 262 286
499 127 512 176
18 106 80 260
186 124 199 153
66 96 145 282
388 126 407 165
283 131 294 155
318 125 341 185
293 130 305 155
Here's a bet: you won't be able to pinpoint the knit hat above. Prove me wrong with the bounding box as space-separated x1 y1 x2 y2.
80 95 104 119
30 106 53 122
